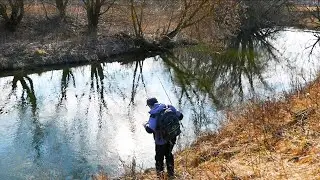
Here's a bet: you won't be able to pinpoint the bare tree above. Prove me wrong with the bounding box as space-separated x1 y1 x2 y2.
162 0 213 41
38 0 70 19
55 0 69 18
82 0 116 35
126 0 214 48
130 0 145 38
0 0 24 31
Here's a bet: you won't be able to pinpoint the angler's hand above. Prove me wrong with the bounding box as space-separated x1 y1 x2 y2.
142 122 148 128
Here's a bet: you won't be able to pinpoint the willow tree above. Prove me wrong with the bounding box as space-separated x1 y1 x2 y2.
82 0 116 35
0 0 24 31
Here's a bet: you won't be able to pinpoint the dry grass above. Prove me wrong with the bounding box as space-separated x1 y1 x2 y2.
117 77 320 180
294 5 320 12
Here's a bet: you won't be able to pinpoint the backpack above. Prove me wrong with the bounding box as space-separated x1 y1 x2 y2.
156 106 182 141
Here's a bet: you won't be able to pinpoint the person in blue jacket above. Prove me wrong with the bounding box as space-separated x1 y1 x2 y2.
143 97 183 178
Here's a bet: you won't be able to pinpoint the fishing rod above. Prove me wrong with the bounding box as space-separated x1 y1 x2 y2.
157 74 186 138
157 75 173 105
157 75 185 134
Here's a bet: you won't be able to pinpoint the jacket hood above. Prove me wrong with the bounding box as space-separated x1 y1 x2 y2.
148 103 166 114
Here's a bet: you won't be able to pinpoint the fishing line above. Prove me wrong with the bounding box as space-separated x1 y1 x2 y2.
157 74 173 105
158 74 186 141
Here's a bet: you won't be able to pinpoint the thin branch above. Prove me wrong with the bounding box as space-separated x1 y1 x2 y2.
98 0 116 16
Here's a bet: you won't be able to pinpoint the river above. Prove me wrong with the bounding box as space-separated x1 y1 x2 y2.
0 28 319 179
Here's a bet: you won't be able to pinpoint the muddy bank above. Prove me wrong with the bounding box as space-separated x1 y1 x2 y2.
0 34 149 71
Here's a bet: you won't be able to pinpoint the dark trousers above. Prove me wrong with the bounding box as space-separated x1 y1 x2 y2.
155 138 176 176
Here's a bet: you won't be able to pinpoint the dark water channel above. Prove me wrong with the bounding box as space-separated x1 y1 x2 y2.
0 28 320 179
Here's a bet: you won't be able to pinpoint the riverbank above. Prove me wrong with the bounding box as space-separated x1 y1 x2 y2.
1 2 309 73
118 77 320 179
0 17 129 71
0 18 172 72
0 7 195 73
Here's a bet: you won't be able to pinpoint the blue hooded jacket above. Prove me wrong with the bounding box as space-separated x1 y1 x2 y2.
144 103 182 145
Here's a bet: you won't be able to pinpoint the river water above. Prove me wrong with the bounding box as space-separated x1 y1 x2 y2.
0 28 319 179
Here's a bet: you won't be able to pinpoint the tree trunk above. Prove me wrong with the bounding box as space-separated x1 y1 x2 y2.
55 0 68 19
87 9 99 35
0 0 24 31
86 2 101 36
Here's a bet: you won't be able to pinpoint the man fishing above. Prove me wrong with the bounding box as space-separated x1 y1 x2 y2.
143 97 183 179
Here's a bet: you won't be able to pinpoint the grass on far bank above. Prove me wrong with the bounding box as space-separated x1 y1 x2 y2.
110 75 320 180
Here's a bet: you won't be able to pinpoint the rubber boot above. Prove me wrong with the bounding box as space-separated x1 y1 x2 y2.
167 159 174 179
156 161 164 179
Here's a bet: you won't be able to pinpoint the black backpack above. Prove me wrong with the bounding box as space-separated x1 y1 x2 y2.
156 106 182 141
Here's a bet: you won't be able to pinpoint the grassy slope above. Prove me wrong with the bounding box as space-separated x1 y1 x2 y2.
133 77 320 180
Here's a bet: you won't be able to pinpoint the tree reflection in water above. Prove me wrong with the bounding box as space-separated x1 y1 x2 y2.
128 61 147 106
89 62 108 128
160 28 280 135
11 73 44 159
58 68 76 106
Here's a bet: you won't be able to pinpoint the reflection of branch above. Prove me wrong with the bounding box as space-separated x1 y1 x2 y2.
167 66 184 108
129 61 145 105
162 27 274 107
129 61 139 105
57 68 76 107
192 96 209 136
139 61 147 94
12 74 37 115
10 74 42 158
90 63 108 109
308 34 320 55
89 63 108 128
32 117 44 159
162 52 222 107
